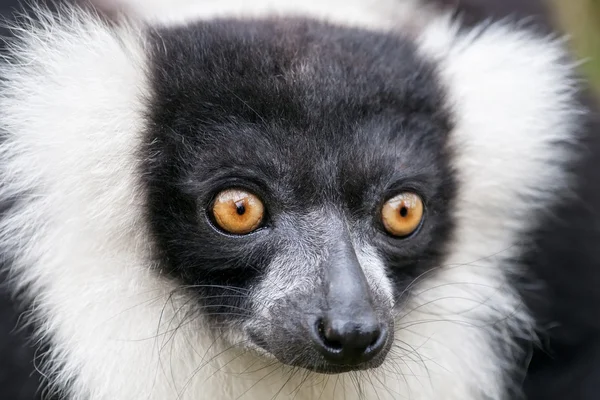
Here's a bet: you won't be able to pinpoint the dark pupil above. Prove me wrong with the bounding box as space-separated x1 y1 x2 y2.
235 201 246 216
399 206 408 217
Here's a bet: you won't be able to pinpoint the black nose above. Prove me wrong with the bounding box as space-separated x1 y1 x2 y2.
311 316 387 366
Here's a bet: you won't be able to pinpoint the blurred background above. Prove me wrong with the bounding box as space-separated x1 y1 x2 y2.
553 0 600 92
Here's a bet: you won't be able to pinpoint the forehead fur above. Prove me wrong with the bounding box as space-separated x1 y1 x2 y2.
146 18 452 197
148 18 448 124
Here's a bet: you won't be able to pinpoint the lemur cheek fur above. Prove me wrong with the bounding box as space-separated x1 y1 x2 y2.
0 1 598 400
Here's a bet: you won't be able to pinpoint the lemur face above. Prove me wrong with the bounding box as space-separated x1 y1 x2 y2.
144 19 455 373
0 1 585 398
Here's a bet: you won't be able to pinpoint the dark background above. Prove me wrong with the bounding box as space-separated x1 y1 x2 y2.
0 2 49 398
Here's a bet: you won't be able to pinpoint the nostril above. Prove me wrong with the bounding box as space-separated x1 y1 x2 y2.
316 319 340 350
368 326 387 352
311 316 388 366
316 318 345 352
369 330 381 348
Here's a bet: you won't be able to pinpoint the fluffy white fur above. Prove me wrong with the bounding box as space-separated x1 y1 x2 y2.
93 0 431 31
0 2 581 400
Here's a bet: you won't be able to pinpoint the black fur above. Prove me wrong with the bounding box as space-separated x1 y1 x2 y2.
143 18 456 370
426 0 554 31
517 92 600 399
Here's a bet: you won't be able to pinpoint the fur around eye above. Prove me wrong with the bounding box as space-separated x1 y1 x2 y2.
381 192 424 237
211 189 265 234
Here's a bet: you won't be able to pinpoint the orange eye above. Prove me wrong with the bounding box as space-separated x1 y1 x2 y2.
212 189 265 235
381 192 424 237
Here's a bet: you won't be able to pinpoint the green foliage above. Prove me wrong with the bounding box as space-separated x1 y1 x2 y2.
556 0 600 91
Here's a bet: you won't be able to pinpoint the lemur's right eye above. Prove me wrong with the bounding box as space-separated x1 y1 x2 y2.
211 189 265 235
381 192 424 238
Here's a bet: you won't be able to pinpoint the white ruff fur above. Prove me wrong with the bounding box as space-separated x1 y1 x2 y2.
0 2 581 400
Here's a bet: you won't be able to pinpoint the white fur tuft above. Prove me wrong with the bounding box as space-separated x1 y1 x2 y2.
89 0 431 32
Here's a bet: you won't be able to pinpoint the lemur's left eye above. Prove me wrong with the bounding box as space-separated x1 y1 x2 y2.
381 192 424 237
211 189 265 235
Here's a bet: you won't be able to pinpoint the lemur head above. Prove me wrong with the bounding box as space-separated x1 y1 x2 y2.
144 19 455 373
0 1 583 399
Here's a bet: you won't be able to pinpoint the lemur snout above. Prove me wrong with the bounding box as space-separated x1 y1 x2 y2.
305 228 391 368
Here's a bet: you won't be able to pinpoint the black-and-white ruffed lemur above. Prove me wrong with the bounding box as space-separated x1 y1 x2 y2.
0 0 599 399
